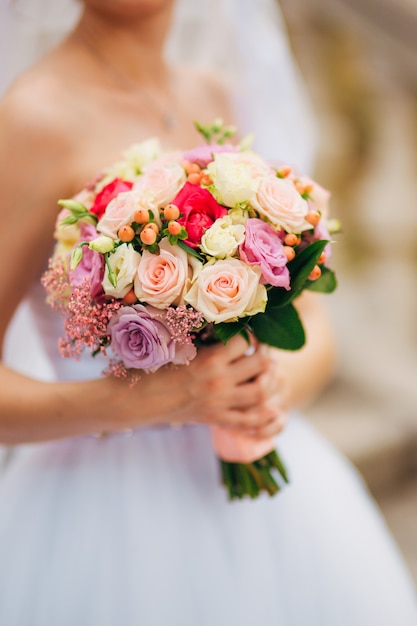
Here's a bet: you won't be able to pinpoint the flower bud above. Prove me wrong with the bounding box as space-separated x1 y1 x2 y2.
89 235 115 253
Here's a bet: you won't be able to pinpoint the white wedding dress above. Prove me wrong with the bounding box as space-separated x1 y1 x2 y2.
1 1 417 624
1 282 417 626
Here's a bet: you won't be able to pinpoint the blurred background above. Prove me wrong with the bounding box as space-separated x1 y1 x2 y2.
279 0 417 582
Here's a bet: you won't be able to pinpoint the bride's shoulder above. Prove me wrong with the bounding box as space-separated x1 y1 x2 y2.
0 64 75 144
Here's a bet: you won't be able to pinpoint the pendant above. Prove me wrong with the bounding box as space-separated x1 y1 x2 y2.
163 113 177 130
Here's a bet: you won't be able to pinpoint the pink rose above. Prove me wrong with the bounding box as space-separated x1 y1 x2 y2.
96 190 139 239
184 258 267 323
239 219 290 289
135 160 186 209
90 178 133 220
253 177 309 232
174 182 228 248
134 238 201 309
183 143 239 168
69 222 105 299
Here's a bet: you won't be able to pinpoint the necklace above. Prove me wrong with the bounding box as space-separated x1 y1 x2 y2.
73 33 177 132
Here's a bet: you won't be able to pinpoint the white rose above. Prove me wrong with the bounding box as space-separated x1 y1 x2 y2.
97 139 162 190
207 153 264 208
54 208 80 246
102 243 141 298
200 216 245 259
185 258 267 323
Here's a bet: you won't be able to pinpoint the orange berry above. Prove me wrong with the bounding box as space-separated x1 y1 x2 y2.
283 246 296 262
140 227 157 245
187 172 202 185
183 161 201 175
163 203 180 221
123 289 137 304
168 221 182 236
318 251 326 265
284 233 299 247
200 174 213 186
118 225 135 242
134 208 150 224
277 166 292 178
294 181 305 195
305 211 321 226
147 222 160 234
308 265 322 281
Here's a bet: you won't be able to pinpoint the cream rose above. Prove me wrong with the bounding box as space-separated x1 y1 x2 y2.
200 216 245 259
207 153 266 208
185 258 267 323
134 238 202 309
134 160 186 209
97 139 162 190
54 208 80 247
102 244 141 298
252 177 309 232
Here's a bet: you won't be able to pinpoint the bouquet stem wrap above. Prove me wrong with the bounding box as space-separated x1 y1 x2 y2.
211 426 289 499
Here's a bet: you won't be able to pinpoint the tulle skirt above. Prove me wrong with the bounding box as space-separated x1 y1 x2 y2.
0 415 416 626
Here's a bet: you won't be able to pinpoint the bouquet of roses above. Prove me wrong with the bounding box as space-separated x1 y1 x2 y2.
42 119 338 500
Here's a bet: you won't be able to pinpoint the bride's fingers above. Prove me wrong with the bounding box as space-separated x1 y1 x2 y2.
207 333 257 366
232 411 287 439
240 410 287 439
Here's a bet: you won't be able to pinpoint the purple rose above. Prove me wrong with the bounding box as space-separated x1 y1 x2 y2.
69 222 105 299
108 304 196 372
239 218 290 289
183 143 239 168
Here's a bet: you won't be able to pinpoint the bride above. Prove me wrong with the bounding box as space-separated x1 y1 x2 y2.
0 1 416 624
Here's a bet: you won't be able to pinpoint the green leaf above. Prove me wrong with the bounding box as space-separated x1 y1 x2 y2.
306 267 338 293
70 246 83 271
177 239 205 262
213 321 250 345
58 199 88 214
251 303 305 350
105 253 117 288
275 240 329 308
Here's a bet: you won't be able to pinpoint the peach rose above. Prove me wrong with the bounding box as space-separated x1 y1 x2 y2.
134 238 202 309
97 190 140 239
184 258 267 323
252 177 309 233
135 159 186 209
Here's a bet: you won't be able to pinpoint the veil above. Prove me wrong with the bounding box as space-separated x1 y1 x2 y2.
0 0 317 380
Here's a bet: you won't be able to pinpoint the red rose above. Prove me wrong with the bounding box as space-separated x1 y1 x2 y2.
174 182 227 248
90 178 134 220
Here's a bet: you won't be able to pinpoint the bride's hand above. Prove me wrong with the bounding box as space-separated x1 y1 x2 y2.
105 335 287 436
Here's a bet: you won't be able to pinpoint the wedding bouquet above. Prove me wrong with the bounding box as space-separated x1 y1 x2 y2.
42 120 338 500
